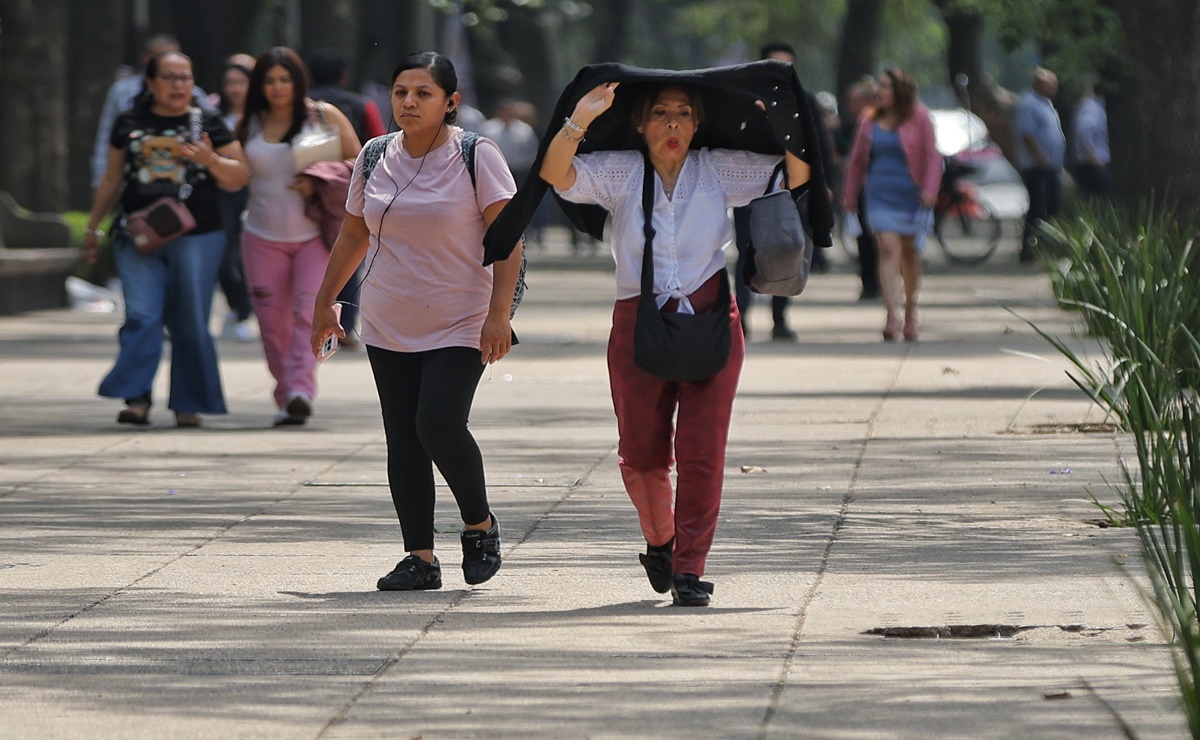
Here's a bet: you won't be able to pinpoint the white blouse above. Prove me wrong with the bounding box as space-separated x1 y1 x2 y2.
557 148 780 311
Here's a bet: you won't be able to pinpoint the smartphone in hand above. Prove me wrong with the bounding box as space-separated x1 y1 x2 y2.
318 303 342 363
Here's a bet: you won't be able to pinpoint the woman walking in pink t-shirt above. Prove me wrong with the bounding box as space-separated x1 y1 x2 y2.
311 52 524 592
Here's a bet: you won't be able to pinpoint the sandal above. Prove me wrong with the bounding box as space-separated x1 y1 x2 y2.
174 412 202 428
117 396 151 426
882 314 901 342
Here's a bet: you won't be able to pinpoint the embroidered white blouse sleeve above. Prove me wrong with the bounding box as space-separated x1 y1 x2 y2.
705 149 784 207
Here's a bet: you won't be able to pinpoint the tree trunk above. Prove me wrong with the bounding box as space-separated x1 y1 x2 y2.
171 0 265 92
835 0 884 107
494 2 556 121
301 0 358 68
67 0 125 210
0 0 70 211
933 0 1018 162
355 0 428 91
1110 0 1200 208
591 0 635 64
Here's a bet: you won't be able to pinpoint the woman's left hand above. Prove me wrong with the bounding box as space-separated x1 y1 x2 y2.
290 175 316 199
479 312 512 365
920 193 937 209
180 132 219 168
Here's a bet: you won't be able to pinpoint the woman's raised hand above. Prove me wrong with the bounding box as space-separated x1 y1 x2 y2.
571 82 619 128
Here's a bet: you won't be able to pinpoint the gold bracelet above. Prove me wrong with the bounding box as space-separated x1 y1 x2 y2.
560 125 585 144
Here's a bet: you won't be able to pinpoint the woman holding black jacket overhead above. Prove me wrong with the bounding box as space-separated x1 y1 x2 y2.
535 66 820 607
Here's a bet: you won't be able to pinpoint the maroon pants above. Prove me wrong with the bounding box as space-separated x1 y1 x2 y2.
607 270 745 577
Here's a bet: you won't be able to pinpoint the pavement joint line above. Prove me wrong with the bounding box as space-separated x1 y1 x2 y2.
316 447 609 736
0 445 370 662
317 588 475 738
0 437 132 501
758 346 907 738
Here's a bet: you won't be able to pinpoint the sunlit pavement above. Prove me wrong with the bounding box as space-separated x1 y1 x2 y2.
0 230 1185 738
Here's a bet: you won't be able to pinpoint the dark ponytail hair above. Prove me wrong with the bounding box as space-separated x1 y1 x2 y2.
238 47 311 145
391 51 459 125
132 50 197 115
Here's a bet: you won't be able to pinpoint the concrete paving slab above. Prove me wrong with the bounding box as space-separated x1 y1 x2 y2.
0 251 1188 738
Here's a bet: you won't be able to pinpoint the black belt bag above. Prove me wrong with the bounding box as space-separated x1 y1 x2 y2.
632 152 731 383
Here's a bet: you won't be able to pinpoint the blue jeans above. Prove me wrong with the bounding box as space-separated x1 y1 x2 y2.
99 229 228 414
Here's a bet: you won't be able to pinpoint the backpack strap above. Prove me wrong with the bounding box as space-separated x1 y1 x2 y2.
361 132 399 184
460 130 480 191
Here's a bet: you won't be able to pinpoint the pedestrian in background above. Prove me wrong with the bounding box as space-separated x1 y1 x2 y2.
237 47 361 426
308 48 388 350
91 34 208 189
1015 67 1065 263
1071 81 1110 199
83 51 249 427
731 41 830 341
834 76 880 301
216 57 256 342
843 67 941 342
311 52 522 592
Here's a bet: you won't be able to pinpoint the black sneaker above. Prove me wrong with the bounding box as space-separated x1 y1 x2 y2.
671 573 714 607
460 514 502 585
639 540 673 594
377 555 442 591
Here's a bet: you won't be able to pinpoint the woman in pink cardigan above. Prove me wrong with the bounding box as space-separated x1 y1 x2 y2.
842 68 942 341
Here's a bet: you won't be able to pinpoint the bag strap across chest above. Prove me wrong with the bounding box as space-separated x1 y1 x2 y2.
640 150 657 297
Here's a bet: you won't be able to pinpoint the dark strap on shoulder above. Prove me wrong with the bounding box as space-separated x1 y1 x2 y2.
461 130 480 191
640 150 657 297
765 160 787 195
361 132 399 183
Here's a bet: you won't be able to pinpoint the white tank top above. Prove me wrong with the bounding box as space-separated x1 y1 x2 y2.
243 123 320 242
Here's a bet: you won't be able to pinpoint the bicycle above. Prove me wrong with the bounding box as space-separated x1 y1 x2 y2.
932 159 1002 266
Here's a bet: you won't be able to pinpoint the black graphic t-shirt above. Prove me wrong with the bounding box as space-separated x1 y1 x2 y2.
110 108 235 234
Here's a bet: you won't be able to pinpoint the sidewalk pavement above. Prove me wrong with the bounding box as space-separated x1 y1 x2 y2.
0 237 1187 738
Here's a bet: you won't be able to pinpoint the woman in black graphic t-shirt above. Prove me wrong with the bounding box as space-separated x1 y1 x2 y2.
83 50 249 428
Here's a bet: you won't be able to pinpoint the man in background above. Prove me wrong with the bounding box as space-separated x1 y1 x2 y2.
308 48 385 146
1015 67 1065 263
1071 82 1110 198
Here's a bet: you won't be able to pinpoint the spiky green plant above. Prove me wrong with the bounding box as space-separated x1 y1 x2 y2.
1034 203 1200 736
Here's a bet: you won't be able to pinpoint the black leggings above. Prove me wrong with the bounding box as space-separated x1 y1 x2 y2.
367 345 490 552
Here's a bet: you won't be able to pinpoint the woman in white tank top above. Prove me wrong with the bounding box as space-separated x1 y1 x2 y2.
237 47 360 426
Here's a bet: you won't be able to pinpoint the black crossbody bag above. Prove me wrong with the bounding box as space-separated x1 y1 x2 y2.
632 151 732 383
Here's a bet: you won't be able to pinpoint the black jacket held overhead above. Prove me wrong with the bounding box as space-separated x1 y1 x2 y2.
482 60 835 266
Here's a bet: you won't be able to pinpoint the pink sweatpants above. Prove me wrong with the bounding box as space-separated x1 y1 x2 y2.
607 271 745 577
242 232 329 409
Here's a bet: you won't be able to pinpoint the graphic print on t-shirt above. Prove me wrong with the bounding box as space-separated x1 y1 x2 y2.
126 127 209 198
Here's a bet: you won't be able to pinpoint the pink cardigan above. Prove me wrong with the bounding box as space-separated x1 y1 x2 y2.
842 103 943 210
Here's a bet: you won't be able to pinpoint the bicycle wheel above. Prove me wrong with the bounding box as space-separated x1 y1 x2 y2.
934 205 1002 266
